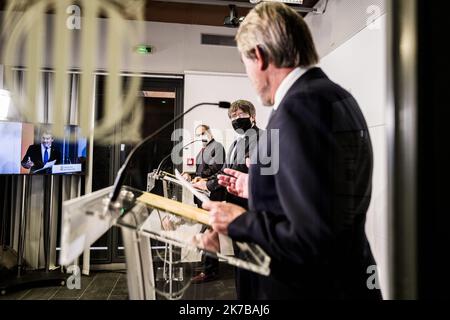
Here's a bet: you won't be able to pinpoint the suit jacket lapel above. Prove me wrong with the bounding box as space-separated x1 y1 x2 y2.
226 141 237 167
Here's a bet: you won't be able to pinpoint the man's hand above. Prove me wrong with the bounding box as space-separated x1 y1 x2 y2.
202 201 246 235
161 216 175 231
218 169 249 199
192 229 220 252
192 180 207 191
192 176 206 184
181 172 192 182
218 158 250 199
23 157 34 169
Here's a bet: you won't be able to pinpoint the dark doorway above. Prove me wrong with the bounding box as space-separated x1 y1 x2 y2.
90 74 184 264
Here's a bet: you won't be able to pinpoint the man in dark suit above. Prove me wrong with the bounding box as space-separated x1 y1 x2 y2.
202 3 382 300
193 100 263 289
183 124 226 204
193 100 262 209
21 131 61 174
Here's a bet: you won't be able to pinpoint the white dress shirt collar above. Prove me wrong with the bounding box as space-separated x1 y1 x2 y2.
273 67 312 111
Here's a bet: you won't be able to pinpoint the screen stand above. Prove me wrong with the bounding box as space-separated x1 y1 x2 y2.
0 175 67 296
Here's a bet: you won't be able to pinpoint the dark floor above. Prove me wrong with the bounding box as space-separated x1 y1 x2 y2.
0 263 236 300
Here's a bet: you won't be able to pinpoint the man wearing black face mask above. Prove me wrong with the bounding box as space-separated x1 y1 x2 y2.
193 100 262 212
192 99 262 288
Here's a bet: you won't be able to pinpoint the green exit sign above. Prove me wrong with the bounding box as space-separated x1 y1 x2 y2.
135 45 153 54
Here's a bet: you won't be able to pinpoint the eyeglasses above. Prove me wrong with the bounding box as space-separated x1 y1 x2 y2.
230 112 250 121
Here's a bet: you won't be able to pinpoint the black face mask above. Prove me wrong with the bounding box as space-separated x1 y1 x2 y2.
232 117 253 133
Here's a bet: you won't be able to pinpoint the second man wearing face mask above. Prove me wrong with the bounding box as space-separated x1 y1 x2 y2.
192 100 262 285
193 100 262 209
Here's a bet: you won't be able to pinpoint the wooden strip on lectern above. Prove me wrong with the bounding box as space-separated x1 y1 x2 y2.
137 192 210 226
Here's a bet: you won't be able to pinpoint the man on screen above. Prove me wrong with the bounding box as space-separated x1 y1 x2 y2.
21 131 61 174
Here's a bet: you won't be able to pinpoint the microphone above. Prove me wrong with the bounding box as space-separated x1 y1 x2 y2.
155 139 204 176
109 101 231 206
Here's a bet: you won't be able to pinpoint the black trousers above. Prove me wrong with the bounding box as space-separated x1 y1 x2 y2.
199 224 219 274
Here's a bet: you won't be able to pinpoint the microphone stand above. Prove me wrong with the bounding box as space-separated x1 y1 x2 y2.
109 101 230 208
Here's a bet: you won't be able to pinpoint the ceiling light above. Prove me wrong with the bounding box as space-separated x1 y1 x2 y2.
224 5 245 28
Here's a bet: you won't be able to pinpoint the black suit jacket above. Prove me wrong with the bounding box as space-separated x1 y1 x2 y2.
21 144 62 173
194 139 226 205
206 126 263 208
195 139 225 179
228 68 382 300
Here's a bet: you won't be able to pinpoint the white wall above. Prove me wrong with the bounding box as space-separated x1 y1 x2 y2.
182 71 271 172
91 20 245 74
306 0 386 58
0 12 245 74
0 122 22 174
310 13 389 297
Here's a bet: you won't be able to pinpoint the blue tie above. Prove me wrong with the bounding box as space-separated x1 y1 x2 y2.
44 148 49 164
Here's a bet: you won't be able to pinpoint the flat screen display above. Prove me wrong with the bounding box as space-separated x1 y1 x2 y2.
0 121 87 175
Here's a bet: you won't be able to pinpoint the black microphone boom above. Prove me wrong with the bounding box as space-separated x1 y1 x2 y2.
218 101 231 109
109 101 230 205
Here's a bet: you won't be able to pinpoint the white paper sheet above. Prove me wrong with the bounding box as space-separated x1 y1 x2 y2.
174 169 210 204
33 160 56 173
219 234 234 256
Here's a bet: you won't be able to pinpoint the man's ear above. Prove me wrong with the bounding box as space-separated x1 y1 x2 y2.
255 45 269 71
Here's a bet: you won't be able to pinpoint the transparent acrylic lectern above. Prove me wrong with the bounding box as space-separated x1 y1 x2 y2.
59 173 271 300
